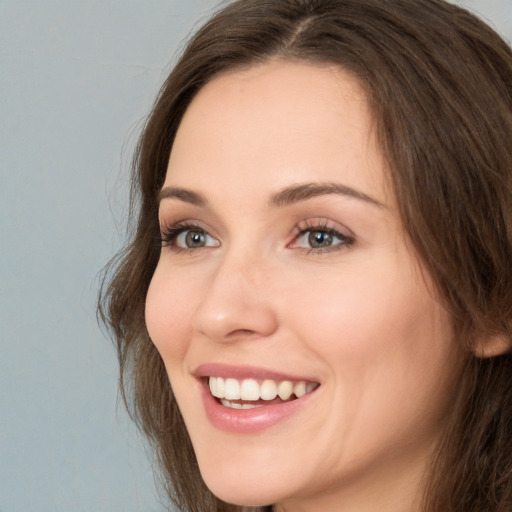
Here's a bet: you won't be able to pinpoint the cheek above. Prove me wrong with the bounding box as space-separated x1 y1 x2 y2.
283 254 455 398
283 261 419 356
145 265 196 363
282 261 458 464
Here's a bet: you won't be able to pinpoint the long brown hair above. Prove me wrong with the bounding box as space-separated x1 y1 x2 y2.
98 1 512 511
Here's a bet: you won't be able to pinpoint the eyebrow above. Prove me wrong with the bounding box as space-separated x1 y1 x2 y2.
269 182 385 208
159 187 208 207
158 182 384 209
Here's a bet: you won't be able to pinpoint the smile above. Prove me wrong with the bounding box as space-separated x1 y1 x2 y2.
195 364 321 432
209 376 319 409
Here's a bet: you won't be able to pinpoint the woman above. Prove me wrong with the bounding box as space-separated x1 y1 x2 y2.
99 1 512 511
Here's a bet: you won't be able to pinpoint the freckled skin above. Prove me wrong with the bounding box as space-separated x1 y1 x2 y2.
145 61 464 512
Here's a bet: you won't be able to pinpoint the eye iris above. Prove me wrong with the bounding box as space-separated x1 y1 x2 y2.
308 230 332 248
185 230 206 247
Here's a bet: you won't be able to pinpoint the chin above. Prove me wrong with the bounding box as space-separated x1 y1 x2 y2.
203 478 277 508
197 456 289 508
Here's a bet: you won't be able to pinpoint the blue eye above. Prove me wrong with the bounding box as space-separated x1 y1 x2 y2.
161 224 219 251
293 226 353 252
305 230 335 248
175 229 217 248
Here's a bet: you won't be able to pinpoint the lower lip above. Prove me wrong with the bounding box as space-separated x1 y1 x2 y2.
200 380 316 433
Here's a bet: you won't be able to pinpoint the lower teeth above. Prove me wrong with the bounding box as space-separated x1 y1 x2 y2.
220 399 265 409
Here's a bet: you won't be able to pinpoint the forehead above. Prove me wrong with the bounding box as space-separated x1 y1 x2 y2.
165 60 389 205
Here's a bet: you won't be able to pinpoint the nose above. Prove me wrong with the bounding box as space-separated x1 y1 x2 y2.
192 252 279 343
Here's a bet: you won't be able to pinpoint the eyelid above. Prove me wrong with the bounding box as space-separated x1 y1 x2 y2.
288 218 355 253
159 221 220 252
158 217 354 255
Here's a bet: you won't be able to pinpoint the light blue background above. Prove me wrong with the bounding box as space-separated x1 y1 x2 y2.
0 1 510 511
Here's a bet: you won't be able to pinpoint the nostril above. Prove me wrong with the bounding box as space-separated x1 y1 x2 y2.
225 328 260 339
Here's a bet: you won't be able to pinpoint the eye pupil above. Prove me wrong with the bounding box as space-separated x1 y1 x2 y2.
308 231 332 248
186 230 206 247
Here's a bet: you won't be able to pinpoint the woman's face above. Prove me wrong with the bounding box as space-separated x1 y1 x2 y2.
146 61 463 511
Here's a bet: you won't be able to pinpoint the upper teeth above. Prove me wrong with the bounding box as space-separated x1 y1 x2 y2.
208 376 318 401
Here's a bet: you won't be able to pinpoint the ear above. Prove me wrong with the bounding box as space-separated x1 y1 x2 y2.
473 334 511 358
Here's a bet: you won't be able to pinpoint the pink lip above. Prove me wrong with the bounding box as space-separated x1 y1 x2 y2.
194 363 319 434
194 363 317 382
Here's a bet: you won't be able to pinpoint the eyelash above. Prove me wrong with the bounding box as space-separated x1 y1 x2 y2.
159 220 354 254
159 222 216 254
289 220 354 254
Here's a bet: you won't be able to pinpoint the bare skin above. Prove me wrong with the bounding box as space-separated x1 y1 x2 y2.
146 61 464 512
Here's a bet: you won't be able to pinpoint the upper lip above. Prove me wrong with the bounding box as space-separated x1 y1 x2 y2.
194 363 319 383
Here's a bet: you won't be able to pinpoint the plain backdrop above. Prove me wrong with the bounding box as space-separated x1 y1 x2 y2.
0 1 510 511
